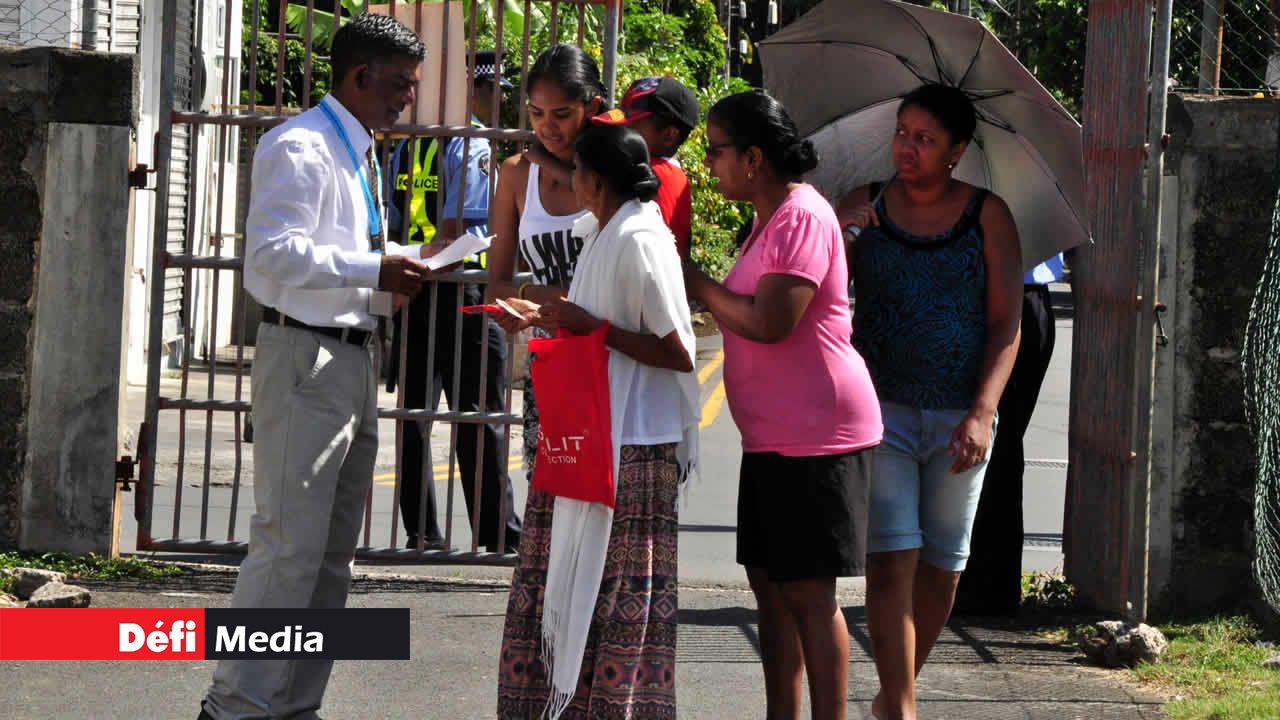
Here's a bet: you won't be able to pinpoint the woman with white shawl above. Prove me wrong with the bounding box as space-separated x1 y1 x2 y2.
496 124 700 720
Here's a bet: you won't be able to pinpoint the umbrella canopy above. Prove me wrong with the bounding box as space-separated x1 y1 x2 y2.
759 0 1089 270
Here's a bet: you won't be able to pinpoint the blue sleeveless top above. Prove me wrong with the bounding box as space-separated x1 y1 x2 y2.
852 185 988 410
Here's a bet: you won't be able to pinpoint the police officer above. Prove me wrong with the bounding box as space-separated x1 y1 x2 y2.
386 50 521 552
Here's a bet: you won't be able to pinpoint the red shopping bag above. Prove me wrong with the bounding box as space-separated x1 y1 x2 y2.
528 323 615 508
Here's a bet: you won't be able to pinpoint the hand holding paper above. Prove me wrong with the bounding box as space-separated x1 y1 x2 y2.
422 232 493 271
460 298 526 319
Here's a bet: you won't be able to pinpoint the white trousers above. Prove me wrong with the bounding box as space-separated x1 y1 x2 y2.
204 323 379 720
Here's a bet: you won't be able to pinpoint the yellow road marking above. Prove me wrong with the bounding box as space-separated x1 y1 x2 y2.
697 348 727 428
700 381 727 429
698 348 724 385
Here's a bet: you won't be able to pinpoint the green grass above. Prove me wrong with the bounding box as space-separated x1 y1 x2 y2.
1131 615 1280 720
1023 574 1280 720
0 551 183 595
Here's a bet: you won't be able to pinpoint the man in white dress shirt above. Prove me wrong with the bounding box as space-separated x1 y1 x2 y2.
198 13 429 720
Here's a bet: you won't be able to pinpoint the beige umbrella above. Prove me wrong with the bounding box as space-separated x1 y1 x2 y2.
759 0 1089 270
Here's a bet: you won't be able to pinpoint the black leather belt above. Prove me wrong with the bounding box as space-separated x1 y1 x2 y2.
262 307 372 347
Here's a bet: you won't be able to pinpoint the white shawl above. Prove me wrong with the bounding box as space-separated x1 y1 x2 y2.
539 199 700 719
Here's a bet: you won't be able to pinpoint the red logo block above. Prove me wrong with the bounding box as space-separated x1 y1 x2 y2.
0 608 206 660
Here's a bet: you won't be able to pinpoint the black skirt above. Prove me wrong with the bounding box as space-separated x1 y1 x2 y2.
736 448 873 581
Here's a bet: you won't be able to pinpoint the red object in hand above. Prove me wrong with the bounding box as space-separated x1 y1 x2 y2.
528 323 615 507
460 304 503 316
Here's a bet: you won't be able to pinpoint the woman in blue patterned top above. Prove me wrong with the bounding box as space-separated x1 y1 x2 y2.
834 83 1023 720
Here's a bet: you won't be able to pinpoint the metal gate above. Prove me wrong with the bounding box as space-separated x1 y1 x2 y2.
136 0 622 564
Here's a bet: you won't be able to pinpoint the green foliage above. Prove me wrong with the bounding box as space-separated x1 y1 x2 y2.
242 0 332 108
0 552 183 594
1133 616 1280 720
1021 570 1080 611
984 0 1087 117
284 0 365 51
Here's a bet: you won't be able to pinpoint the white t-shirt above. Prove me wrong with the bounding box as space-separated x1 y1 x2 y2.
568 200 699 451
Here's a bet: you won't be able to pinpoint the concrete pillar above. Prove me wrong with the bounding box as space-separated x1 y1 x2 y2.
0 44 137 554
1152 94 1280 621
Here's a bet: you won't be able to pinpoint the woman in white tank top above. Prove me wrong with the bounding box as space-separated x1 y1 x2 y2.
486 43 604 313
486 44 605 482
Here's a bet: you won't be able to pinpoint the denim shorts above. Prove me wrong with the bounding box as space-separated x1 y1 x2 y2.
866 401 997 572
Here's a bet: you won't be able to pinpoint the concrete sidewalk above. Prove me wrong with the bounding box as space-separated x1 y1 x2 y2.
0 567 1164 720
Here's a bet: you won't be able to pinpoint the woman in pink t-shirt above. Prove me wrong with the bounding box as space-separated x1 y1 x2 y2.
684 92 883 720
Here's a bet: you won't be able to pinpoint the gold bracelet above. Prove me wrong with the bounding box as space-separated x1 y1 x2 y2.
517 282 531 300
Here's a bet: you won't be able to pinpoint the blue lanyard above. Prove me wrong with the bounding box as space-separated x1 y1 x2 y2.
318 99 382 238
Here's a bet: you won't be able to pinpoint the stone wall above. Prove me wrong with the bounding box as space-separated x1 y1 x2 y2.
1151 94 1280 621
0 45 136 552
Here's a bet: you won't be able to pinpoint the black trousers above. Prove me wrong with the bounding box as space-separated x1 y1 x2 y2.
395 280 522 550
955 283 1056 613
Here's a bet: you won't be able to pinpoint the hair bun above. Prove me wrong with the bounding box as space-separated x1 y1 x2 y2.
781 139 819 176
631 162 660 202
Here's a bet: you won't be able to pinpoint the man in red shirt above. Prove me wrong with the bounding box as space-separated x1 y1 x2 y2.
591 76 698 258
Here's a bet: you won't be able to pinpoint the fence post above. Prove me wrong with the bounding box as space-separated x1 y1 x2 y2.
1198 0 1224 93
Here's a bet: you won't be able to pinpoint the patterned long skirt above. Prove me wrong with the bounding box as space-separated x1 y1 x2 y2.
497 443 680 720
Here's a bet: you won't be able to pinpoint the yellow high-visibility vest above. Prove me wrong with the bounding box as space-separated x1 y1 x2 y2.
394 137 441 246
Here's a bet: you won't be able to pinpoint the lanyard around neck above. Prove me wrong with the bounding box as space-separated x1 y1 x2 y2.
318 99 382 238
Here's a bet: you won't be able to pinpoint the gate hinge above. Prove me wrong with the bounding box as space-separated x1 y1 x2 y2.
116 455 136 491
128 163 156 190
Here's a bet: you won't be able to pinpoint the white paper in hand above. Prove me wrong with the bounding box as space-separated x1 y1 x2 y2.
423 232 493 270
493 298 527 319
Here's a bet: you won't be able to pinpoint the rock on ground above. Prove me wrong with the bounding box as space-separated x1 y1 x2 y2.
7 568 67 599
1083 620 1169 668
24 582 91 608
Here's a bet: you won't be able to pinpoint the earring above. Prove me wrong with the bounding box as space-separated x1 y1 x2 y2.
947 162 955 169
747 171 756 181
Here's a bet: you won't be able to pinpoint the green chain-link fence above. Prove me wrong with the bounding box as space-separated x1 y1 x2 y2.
1241 180 1280 616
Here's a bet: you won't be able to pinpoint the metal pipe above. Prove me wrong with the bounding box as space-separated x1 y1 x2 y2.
474 312 496 552
142 538 520 565
603 0 620 102
173 110 538 139
82 0 99 50
1130 0 1175 623
302 0 315 107
140 0 181 548
276 0 287 112
156 396 522 424
248 0 261 113
518 0 533 133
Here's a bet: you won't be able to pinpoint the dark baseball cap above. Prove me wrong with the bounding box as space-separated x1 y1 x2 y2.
592 76 700 131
